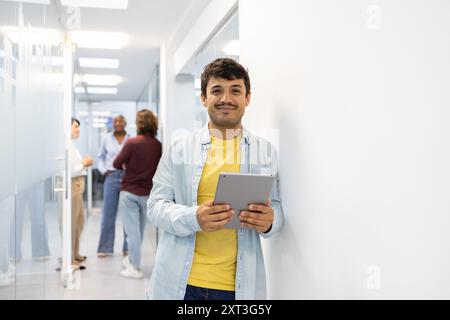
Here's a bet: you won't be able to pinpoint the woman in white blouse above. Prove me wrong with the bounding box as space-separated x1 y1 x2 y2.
70 118 93 270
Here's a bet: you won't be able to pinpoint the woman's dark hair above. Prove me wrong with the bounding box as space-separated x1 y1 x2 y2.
201 58 251 98
71 117 80 126
136 109 158 137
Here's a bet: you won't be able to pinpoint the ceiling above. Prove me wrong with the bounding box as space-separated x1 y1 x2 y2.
0 0 196 102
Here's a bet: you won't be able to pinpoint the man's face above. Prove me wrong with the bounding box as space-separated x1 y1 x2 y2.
201 77 251 130
113 116 126 132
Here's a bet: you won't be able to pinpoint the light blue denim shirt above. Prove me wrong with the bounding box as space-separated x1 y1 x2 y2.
146 124 284 300
97 132 129 175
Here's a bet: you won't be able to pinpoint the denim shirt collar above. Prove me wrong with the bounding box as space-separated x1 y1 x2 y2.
199 123 251 146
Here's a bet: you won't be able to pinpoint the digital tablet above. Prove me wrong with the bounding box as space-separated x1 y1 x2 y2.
213 172 275 229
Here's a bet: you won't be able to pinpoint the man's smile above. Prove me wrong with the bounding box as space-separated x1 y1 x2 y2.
215 104 238 111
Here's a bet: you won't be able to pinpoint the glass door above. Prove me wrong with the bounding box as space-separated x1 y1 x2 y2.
0 0 72 299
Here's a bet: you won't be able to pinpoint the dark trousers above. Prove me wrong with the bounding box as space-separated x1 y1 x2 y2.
184 284 235 301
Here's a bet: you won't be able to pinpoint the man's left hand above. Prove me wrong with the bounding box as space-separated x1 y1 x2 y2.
239 200 273 233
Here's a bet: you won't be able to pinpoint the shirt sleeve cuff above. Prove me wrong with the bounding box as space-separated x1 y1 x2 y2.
187 206 202 232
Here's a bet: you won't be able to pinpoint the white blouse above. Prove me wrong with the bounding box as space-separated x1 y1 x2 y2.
70 140 86 177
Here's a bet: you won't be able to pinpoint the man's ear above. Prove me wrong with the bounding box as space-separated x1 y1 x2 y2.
201 93 207 107
245 92 252 107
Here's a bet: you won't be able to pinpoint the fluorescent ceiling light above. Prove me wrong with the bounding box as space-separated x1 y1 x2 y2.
93 118 109 123
3 0 50 4
79 58 120 69
222 40 240 56
61 0 128 10
74 86 117 94
75 74 122 86
2 27 63 46
70 31 128 49
93 111 111 116
87 87 117 94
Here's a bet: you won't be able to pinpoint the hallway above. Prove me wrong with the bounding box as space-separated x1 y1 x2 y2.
60 207 156 300
1 0 450 301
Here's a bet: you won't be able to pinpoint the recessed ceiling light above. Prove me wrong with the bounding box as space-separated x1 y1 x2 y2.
79 58 120 69
93 123 106 128
61 0 128 10
70 31 128 50
93 111 111 116
74 86 118 94
87 87 118 94
75 74 122 86
93 118 109 123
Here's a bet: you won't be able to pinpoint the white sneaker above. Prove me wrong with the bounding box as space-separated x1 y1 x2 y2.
0 272 10 287
121 256 130 269
120 264 143 279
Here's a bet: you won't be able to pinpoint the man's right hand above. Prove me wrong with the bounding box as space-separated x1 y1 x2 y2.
196 201 234 232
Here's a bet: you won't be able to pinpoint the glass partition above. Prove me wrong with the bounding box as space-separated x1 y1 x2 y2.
0 1 68 299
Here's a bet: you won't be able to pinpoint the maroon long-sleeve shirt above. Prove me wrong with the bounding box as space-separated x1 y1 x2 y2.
113 134 162 196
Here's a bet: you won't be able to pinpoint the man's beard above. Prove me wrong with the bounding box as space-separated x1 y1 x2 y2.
208 108 243 129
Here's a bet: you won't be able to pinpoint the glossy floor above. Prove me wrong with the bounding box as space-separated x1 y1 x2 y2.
0 202 156 300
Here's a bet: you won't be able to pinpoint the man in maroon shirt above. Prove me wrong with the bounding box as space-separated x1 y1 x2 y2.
113 109 162 279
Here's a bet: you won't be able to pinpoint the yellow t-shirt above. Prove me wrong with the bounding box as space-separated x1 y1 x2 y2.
187 134 241 291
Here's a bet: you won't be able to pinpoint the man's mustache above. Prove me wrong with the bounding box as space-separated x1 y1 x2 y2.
214 103 238 109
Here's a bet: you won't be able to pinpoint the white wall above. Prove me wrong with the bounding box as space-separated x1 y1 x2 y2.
239 0 450 299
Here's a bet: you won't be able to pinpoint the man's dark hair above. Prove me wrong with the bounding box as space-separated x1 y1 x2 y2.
71 117 80 126
136 109 158 137
201 58 251 98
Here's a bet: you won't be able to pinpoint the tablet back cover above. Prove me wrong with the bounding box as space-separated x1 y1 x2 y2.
213 173 275 229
